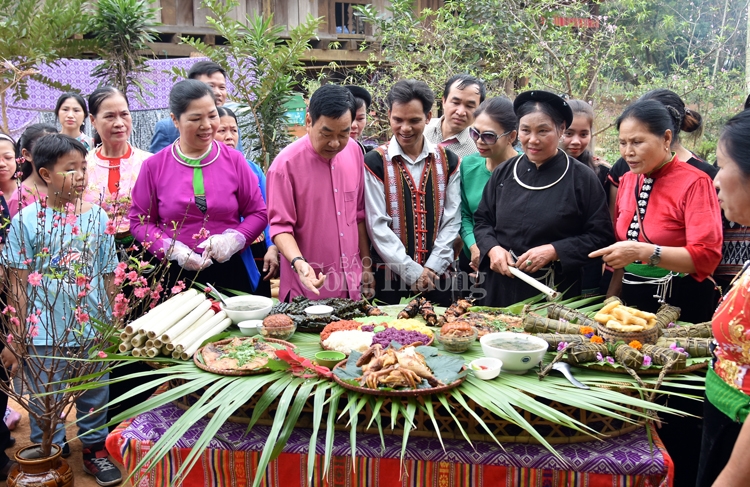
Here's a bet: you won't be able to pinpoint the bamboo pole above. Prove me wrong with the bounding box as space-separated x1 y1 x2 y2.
118 342 133 353
182 317 232 359
147 294 207 339
160 300 213 343
124 289 198 334
172 311 228 353
168 309 215 349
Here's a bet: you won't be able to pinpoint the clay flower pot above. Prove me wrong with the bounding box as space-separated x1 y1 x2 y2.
7 444 73 487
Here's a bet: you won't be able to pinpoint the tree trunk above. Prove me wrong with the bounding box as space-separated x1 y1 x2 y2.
1 91 8 134
713 0 730 81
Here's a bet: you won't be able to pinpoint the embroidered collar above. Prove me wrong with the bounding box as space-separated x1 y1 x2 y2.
387 135 435 165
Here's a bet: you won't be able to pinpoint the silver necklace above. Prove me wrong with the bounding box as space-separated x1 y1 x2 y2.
513 150 570 191
171 139 220 167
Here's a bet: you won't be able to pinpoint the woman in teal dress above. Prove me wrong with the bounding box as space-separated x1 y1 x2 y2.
460 97 518 275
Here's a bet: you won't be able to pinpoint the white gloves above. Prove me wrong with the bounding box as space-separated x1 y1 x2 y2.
163 238 213 271
197 229 246 263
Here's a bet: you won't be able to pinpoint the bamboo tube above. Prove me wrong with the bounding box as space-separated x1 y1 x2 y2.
145 347 159 358
118 342 133 353
132 347 143 357
172 311 228 352
166 343 175 351
160 300 213 343
182 317 232 359
119 331 132 341
546 305 598 328
153 338 163 348
124 289 198 334
145 340 154 348
169 309 215 348
172 351 182 359
161 345 171 356
131 335 147 347
147 294 207 339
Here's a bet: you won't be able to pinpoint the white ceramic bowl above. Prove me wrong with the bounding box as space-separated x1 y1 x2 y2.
469 358 503 380
480 332 548 374
220 295 274 324
237 319 263 336
304 305 334 317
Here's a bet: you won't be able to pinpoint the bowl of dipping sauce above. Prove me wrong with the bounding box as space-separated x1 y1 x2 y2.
479 332 548 374
237 320 263 336
221 295 274 324
304 305 334 317
315 351 347 369
469 358 503 380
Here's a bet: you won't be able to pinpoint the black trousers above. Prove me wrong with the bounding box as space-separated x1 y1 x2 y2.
695 393 743 487
0 361 10 468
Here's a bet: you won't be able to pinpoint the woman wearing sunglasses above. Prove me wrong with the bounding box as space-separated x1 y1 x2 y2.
460 97 519 272
473 91 613 306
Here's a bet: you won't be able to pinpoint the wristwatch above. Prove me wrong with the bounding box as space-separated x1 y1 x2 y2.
647 245 662 266
290 256 306 271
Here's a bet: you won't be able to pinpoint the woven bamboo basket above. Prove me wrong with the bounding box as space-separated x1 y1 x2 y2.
596 323 659 345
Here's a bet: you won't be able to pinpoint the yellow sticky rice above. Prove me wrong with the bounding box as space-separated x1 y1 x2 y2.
389 319 434 337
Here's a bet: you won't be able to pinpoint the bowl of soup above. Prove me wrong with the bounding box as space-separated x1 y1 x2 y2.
221 295 274 324
479 332 548 374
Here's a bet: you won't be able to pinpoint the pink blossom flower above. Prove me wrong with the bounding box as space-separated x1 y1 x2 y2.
171 281 186 294
27 272 43 286
22 258 32 266
133 287 150 298
74 308 89 324
26 314 39 325
1 306 15 315
192 227 211 240
595 352 604 361
9 317 19 327
642 356 652 367
606 356 615 365
126 271 138 283
6 334 12 344
113 293 130 318
65 212 77 227
71 226 80 236
104 220 116 236
78 290 87 299
76 275 88 287
97 351 107 359
41 247 49 254
28 325 39 338
557 342 568 351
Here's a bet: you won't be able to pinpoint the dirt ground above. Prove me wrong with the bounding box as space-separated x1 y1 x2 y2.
1 398 127 487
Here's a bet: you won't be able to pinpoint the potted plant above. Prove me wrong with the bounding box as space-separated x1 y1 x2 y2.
0 190 171 485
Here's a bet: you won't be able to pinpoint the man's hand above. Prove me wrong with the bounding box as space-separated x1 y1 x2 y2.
469 244 481 271
487 246 515 277
414 267 438 292
294 260 326 295
262 246 280 280
361 267 375 299
515 244 558 274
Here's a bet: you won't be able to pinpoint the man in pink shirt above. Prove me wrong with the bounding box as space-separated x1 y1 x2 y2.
267 84 372 301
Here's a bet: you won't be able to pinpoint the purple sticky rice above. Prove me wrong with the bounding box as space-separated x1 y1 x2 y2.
372 328 431 348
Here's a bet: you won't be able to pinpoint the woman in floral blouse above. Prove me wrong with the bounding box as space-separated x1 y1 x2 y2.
84 86 151 248
697 109 750 486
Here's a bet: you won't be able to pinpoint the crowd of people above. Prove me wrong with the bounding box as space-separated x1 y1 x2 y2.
0 59 747 486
